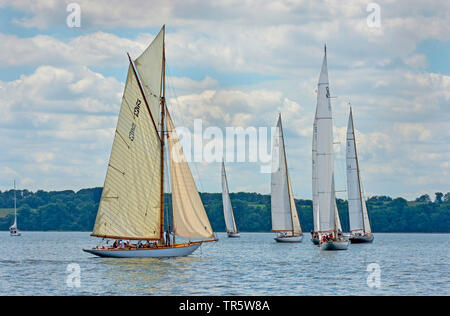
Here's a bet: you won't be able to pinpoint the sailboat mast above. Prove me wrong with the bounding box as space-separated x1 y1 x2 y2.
159 28 166 243
350 108 366 233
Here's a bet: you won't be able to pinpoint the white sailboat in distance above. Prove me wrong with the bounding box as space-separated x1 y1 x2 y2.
221 161 240 237
312 46 348 250
346 107 374 243
9 180 21 237
271 114 303 243
83 26 217 258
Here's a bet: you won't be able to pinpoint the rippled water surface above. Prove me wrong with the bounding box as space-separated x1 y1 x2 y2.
0 232 449 295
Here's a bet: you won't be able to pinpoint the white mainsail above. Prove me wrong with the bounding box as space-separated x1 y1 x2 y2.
10 180 17 229
271 115 302 234
346 108 371 234
166 110 215 239
222 161 238 233
92 64 162 240
314 46 341 234
313 116 342 233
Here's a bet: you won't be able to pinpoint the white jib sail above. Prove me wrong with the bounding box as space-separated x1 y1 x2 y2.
315 47 338 233
134 26 164 125
166 111 214 239
222 161 238 233
346 109 371 234
92 64 162 240
271 115 301 233
287 170 302 234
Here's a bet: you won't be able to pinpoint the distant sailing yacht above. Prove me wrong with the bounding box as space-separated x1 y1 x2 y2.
271 114 303 243
311 46 348 250
221 161 240 238
10 180 21 237
346 108 374 243
83 26 217 258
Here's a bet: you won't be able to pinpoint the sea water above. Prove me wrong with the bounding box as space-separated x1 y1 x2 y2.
0 232 448 295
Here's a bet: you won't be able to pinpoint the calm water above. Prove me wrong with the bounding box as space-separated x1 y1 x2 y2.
0 232 448 295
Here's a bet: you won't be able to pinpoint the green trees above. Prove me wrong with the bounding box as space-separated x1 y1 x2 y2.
435 192 443 203
0 188 448 232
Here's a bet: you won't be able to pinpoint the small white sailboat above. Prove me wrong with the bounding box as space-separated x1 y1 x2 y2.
311 46 348 250
9 180 21 237
221 161 240 238
271 114 303 243
83 26 217 258
346 108 374 244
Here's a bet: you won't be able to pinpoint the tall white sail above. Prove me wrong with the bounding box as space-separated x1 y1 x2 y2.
346 109 371 234
222 162 238 233
166 111 215 239
92 64 162 240
315 47 338 234
313 116 342 233
134 26 164 125
271 115 302 234
10 180 17 229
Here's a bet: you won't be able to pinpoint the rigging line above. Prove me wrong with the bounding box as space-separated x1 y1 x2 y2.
165 61 206 194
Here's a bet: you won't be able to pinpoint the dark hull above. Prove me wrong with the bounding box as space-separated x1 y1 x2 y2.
350 234 374 244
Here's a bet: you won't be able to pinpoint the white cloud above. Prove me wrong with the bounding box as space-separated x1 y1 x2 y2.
0 0 449 199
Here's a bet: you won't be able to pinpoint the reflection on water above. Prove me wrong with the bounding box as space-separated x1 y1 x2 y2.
0 232 449 295
97 256 208 295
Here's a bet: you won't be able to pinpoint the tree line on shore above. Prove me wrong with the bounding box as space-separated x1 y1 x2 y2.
0 188 448 233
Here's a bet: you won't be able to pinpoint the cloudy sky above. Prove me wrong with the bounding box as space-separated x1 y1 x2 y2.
0 0 449 200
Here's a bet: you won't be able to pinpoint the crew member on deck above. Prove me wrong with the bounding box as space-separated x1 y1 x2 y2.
165 226 172 246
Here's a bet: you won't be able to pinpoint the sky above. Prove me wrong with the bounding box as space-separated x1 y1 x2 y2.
0 0 449 200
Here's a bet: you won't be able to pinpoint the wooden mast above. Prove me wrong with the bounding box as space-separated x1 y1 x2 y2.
350 107 366 234
159 25 166 244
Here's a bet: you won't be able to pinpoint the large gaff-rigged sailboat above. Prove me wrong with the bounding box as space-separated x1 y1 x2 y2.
83 26 217 258
221 161 240 238
346 108 373 244
9 180 21 237
271 114 303 243
311 46 348 250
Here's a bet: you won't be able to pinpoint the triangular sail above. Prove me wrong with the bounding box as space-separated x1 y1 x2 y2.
10 180 17 230
222 162 238 233
346 109 371 234
92 64 162 240
315 47 339 234
271 115 301 233
287 172 302 234
166 110 214 239
134 26 164 125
